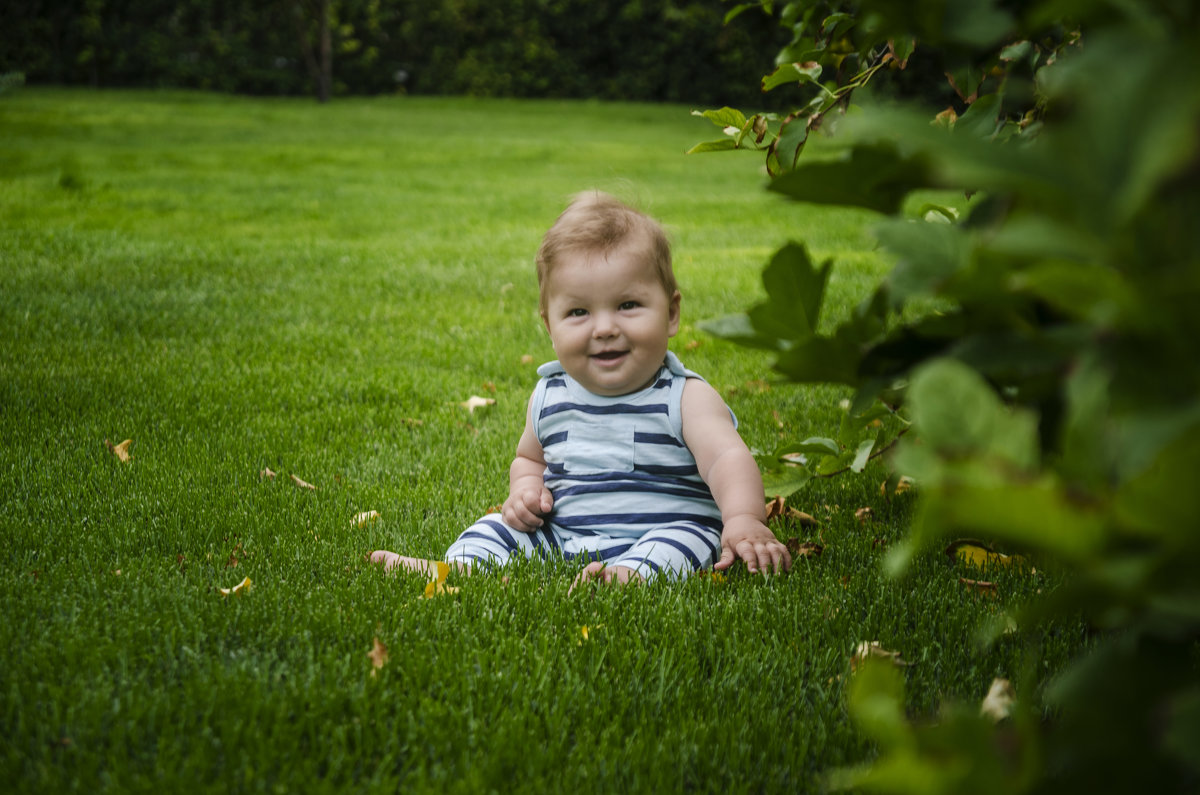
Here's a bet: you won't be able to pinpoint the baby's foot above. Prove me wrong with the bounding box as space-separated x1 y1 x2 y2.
568 562 642 594
368 550 439 578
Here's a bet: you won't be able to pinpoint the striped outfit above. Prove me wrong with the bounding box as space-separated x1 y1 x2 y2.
444 352 730 580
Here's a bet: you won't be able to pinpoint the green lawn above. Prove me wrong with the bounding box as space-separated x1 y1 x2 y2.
0 89 1083 793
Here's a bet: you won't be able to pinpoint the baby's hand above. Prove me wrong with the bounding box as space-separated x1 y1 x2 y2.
714 515 792 575
502 485 553 533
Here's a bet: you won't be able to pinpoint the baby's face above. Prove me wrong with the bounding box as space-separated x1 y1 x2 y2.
541 245 680 396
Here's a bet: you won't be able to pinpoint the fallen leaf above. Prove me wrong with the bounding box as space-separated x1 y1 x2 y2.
105 438 133 462
785 538 824 558
959 576 998 597
685 340 702 351
577 623 606 645
980 677 1015 722
460 395 496 413
945 539 1027 570
367 636 389 674
855 506 874 523
895 476 914 494
520 354 534 365
422 560 460 598
481 381 497 393
765 495 818 525
290 474 317 491
697 570 727 584
850 641 911 673
260 467 277 480
218 576 252 597
352 510 381 528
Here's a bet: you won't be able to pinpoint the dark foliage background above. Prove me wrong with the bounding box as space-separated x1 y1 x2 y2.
1 0 795 106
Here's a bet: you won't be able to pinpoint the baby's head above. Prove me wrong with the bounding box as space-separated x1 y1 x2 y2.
535 192 676 315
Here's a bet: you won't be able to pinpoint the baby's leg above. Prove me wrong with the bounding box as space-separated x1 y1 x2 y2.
368 551 443 577
608 522 722 582
444 513 553 569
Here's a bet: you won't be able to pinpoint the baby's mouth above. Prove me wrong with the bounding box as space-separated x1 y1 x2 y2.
592 350 627 361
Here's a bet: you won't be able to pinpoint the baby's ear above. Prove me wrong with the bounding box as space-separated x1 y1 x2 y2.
667 290 682 336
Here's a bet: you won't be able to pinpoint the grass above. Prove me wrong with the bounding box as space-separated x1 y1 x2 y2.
0 89 1085 793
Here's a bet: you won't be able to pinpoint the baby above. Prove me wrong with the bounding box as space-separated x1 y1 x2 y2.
372 192 791 586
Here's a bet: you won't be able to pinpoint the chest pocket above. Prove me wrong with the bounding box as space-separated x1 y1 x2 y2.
556 421 635 475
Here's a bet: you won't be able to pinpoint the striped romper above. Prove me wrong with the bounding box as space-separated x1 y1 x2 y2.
444 352 729 581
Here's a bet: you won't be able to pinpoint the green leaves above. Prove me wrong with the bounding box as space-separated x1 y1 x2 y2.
769 143 932 214
701 241 831 352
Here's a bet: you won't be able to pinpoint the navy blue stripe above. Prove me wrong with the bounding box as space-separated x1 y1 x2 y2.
551 482 714 502
542 430 568 447
545 470 708 489
634 431 683 447
457 530 514 553
635 464 700 476
648 524 720 555
555 512 723 531
652 378 672 389
635 536 703 569
540 402 668 419
479 520 522 552
546 462 567 475
614 555 662 574
546 378 566 388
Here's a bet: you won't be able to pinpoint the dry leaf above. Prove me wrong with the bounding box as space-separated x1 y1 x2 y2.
980 678 1015 722
218 576 252 597
367 636 389 675
685 340 702 351
260 467 277 480
460 396 496 413
765 495 818 525
105 438 133 462
697 570 727 584
290 474 317 491
520 354 534 365
946 539 1028 571
855 507 874 523
850 641 911 673
352 510 380 528
785 538 824 558
959 576 998 597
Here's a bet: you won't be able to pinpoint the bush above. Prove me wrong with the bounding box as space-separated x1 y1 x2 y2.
693 0 1200 791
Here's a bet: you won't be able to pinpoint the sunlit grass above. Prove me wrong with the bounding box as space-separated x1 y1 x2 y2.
0 89 1077 793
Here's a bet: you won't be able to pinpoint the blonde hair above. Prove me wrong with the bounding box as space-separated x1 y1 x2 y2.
535 191 675 314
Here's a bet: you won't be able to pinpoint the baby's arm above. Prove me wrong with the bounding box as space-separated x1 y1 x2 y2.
501 396 554 533
681 379 792 575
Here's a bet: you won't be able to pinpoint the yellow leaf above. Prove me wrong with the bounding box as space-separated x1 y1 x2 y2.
520 354 534 365
260 467 277 480
367 636 389 674
945 539 1027 570
980 677 1015 722
105 438 133 462
290 474 317 491
854 506 874 523
352 510 380 528
421 561 457 598
218 576 252 597
460 395 496 413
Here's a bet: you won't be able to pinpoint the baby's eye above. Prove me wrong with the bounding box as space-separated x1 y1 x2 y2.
567 308 588 318
618 301 640 311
